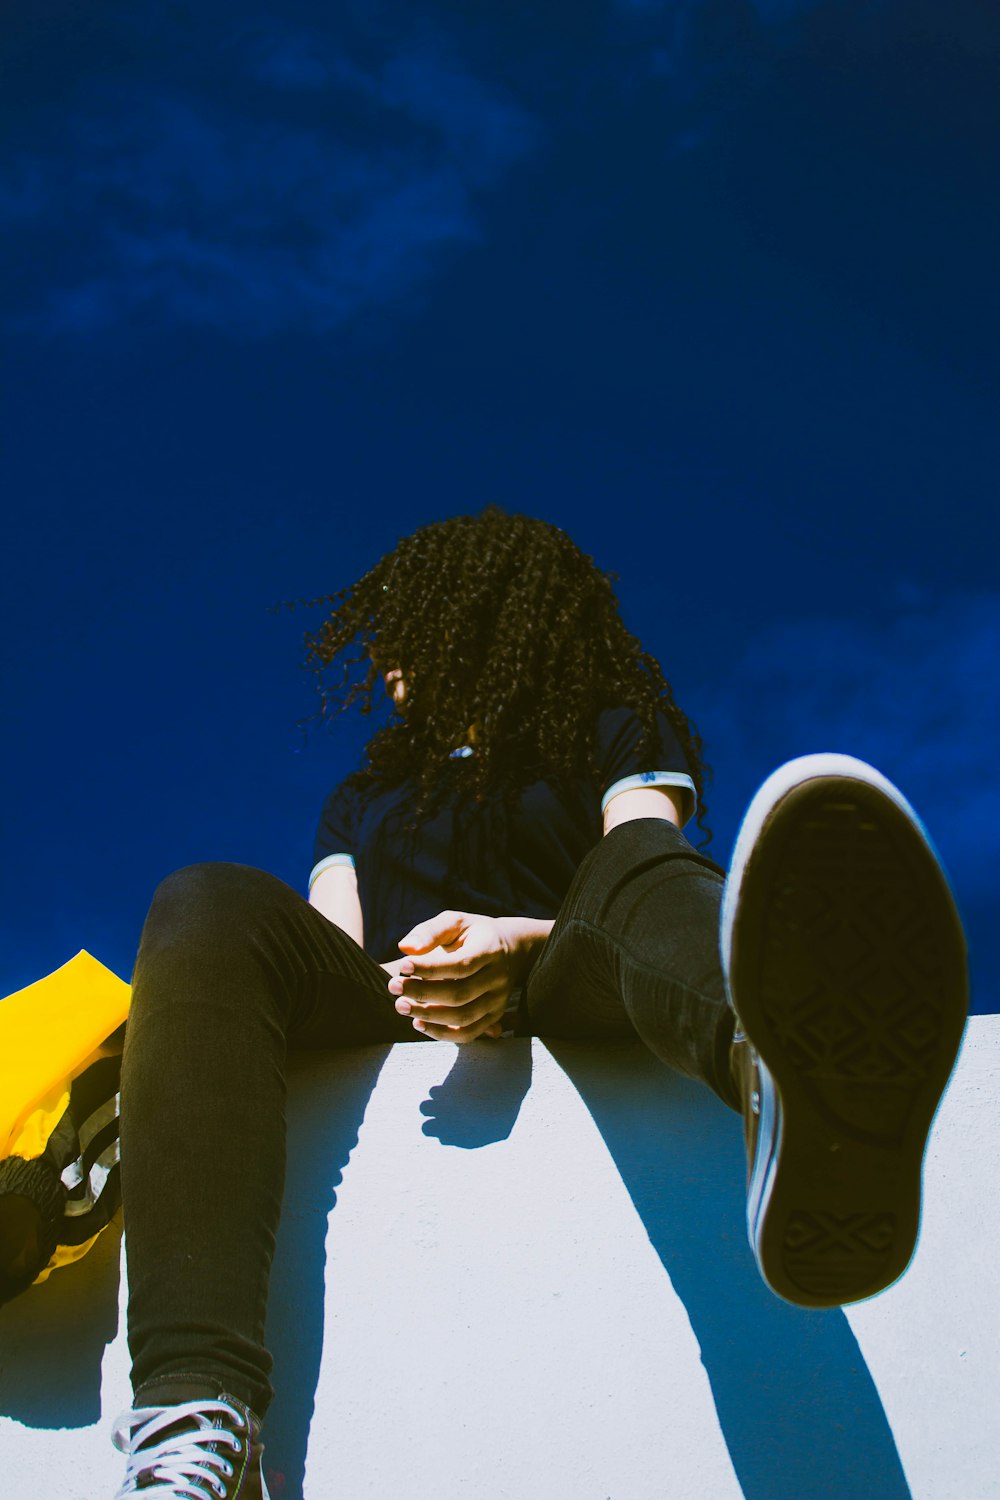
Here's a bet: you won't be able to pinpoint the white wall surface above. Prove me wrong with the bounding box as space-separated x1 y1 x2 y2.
1 1017 997 1500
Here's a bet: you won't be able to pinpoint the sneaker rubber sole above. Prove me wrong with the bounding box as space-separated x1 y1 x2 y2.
721 754 969 1308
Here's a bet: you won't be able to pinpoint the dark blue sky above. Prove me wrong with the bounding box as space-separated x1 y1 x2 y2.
3 0 998 1012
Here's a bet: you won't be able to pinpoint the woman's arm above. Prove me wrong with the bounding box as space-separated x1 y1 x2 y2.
602 784 686 834
491 788 684 970
308 865 422 980
308 864 364 948
493 915 555 984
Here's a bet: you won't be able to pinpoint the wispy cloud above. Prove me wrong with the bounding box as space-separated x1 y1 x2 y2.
2 19 538 337
693 590 1000 904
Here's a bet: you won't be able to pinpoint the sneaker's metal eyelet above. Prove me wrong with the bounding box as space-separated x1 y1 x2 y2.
219 1459 233 1477
230 1436 242 1455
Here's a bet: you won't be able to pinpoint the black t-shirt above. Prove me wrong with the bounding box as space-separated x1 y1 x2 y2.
310 705 699 965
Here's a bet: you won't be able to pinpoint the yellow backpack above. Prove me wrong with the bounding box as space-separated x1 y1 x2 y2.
0 951 130 1304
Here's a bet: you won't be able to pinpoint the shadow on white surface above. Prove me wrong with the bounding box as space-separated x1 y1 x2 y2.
259 1040 910 1500
550 1041 911 1500
3 1031 967 1498
0 1211 123 1428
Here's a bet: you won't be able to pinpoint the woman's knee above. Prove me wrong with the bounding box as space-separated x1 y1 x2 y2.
130 864 302 1037
141 862 295 950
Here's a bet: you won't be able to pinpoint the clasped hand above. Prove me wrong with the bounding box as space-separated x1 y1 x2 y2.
381 910 521 1043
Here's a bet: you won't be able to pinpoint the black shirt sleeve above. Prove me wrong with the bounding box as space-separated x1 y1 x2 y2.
310 778 358 890
595 705 697 825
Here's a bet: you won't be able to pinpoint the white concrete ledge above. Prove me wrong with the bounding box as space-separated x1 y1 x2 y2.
2 1019 998 1500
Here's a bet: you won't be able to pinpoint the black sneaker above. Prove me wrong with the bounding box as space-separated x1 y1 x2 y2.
112 1389 270 1498
722 753 969 1308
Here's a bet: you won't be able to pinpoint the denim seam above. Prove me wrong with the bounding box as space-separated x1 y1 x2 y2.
536 912 728 1012
134 1368 264 1410
134 1370 226 1395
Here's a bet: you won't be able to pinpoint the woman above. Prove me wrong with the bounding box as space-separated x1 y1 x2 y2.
111 507 968 1500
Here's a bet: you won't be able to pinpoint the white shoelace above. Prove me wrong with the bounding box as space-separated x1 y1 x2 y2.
111 1399 246 1499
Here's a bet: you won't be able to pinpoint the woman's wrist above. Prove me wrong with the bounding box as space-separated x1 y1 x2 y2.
497 915 555 982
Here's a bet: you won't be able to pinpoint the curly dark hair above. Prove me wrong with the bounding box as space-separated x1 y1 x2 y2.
300 505 713 848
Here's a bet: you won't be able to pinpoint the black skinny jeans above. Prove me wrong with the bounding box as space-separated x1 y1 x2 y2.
121 818 737 1418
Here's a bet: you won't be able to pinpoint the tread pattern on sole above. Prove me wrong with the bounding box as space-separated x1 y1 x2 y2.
732 776 968 1306
756 794 956 1141
782 1209 896 1301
